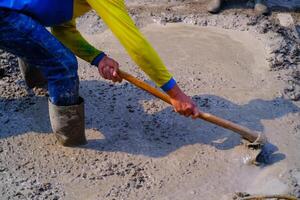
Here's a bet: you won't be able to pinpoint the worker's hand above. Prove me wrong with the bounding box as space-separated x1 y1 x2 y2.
167 84 199 118
98 56 122 83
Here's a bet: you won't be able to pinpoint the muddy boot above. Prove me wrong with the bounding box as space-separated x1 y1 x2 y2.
49 97 87 147
254 0 269 15
207 0 224 14
18 58 47 88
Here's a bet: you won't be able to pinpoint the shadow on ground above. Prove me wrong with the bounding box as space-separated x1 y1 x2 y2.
0 80 299 161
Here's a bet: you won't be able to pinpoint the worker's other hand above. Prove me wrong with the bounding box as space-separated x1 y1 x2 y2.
98 56 122 83
167 84 199 118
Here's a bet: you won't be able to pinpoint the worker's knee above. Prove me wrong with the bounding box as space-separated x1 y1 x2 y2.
39 48 79 81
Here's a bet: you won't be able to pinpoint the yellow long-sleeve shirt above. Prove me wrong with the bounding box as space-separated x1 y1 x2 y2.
51 0 175 90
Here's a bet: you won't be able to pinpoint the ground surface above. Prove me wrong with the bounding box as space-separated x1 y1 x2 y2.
1 1 300 200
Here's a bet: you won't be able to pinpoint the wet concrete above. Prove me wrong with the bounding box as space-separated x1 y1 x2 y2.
1 2 300 200
1 22 299 199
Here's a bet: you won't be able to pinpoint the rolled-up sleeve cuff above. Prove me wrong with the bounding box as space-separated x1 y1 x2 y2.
91 52 106 66
160 77 176 92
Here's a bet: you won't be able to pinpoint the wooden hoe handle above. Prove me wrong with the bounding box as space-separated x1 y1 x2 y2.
118 69 266 144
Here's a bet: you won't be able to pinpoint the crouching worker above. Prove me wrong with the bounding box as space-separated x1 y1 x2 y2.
0 0 199 146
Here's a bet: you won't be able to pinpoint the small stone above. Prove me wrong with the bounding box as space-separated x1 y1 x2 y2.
190 190 196 195
277 13 294 27
284 85 295 93
290 93 300 101
136 184 143 189
0 167 7 172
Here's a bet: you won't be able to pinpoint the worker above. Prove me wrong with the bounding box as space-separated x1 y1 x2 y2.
207 0 269 14
0 0 199 146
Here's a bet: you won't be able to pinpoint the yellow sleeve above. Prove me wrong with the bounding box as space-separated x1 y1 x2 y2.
86 0 173 87
51 19 103 64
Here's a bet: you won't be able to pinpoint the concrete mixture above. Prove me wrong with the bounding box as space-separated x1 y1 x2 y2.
0 1 299 200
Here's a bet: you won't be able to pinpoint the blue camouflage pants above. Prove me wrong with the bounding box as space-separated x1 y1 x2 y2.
0 9 79 106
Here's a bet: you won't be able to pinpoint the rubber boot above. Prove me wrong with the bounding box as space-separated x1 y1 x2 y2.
207 0 224 14
18 58 47 88
49 97 87 147
254 0 269 15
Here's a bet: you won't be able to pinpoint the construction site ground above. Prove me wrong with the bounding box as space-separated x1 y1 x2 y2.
0 0 300 199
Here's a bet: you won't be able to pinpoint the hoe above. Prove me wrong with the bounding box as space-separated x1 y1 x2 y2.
118 69 269 165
